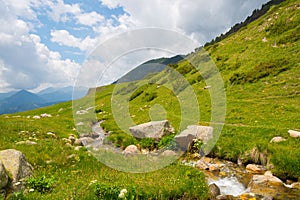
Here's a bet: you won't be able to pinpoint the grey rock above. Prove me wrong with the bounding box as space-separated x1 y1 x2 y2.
174 125 213 149
0 161 8 189
208 183 220 200
129 120 174 141
0 149 33 191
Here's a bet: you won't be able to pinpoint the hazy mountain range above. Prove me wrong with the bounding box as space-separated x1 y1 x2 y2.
0 87 88 114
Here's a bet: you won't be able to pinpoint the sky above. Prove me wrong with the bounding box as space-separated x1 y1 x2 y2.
0 0 269 92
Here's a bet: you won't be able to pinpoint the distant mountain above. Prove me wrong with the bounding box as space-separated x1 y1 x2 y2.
0 90 49 114
0 91 16 101
116 55 184 83
38 86 88 103
0 87 88 114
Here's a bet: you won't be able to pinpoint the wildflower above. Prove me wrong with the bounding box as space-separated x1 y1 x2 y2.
118 188 127 199
29 189 35 192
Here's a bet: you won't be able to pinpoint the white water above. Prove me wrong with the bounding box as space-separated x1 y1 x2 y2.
208 176 247 196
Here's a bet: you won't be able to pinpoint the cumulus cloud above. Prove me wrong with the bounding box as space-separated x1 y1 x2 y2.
100 0 269 43
0 0 80 92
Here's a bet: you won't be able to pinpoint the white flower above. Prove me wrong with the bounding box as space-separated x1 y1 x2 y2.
14 182 21 186
118 188 127 199
29 189 35 192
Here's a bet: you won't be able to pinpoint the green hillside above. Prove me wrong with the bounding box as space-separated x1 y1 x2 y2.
0 0 299 199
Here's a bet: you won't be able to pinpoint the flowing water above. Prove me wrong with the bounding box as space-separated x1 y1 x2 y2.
208 176 247 196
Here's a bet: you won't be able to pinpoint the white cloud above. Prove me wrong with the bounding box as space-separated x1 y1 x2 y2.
0 0 80 92
100 0 269 43
50 29 99 52
75 11 105 26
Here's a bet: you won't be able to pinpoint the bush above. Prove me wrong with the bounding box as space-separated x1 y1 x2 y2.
138 138 156 150
157 134 177 150
26 175 55 193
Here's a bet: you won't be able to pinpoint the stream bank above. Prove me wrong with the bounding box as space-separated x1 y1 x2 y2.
74 122 300 200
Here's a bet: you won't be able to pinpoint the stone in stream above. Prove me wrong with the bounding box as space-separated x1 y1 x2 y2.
129 120 174 141
208 183 220 200
0 149 33 191
246 164 266 174
174 125 213 150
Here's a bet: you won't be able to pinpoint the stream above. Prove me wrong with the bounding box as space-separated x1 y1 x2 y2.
86 122 300 199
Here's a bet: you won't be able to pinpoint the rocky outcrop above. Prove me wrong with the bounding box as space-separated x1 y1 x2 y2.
0 161 8 189
0 149 33 191
129 120 174 141
174 125 213 149
288 130 300 138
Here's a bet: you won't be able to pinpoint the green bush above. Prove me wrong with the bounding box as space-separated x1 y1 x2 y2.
26 175 55 193
157 134 177 150
138 138 156 150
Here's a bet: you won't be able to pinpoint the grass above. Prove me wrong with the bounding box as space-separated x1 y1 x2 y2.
0 0 300 199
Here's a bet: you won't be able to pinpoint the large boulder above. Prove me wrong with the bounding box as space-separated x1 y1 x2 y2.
174 125 213 149
0 149 33 191
0 161 8 189
129 120 174 141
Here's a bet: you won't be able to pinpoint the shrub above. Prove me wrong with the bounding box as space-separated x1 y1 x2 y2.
157 134 177 150
26 175 55 193
138 138 156 150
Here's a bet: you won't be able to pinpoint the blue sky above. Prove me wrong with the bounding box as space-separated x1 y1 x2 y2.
0 0 268 92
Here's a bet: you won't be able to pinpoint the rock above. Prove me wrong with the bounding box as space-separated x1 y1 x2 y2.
196 159 209 170
69 136 76 144
74 139 83 146
76 110 88 115
47 132 56 137
291 182 300 189
0 161 8 189
129 120 174 141
174 125 213 149
40 113 52 118
0 149 33 191
122 145 139 155
58 108 64 112
79 137 95 146
288 130 300 138
248 171 284 197
208 183 220 200
76 122 84 126
161 150 177 156
16 140 37 145
270 136 286 143
32 115 41 119
246 164 266 174
216 194 237 200
209 164 220 172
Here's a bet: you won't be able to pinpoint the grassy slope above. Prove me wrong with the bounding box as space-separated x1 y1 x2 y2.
94 0 300 179
0 0 299 199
